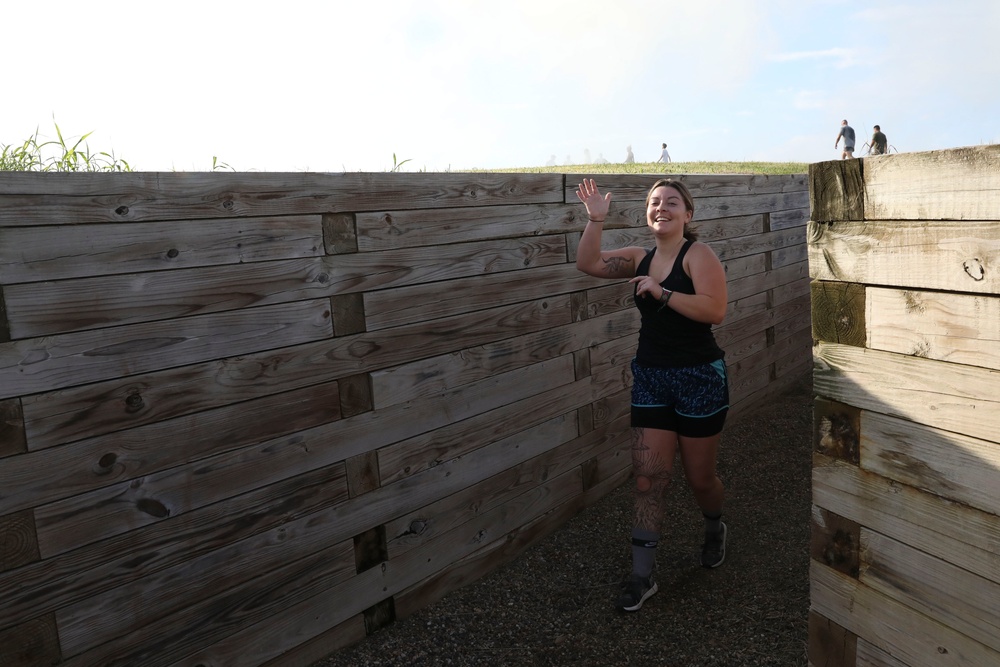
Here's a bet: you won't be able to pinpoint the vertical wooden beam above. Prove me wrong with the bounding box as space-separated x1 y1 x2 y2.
346 452 380 498
353 526 388 574
338 373 373 418
363 598 396 636
0 614 61 667
331 293 366 336
0 510 40 571
811 506 861 578
809 160 864 223
814 397 861 465
0 398 26 458
0 287 10 343
808 610 857 667
811 281 866 347
323 213 358 254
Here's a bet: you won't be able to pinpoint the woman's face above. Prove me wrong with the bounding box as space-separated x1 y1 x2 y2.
646 185 692 235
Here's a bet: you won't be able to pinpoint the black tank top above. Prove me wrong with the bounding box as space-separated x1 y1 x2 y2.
633 241 724 367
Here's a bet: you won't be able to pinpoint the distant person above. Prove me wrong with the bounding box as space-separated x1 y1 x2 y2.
835 120 855 159
564 154 573 166
870 125 888 155
596 153 609 164
584 148 592 164
657 143 672 163
546 154 557 167
625 145 635 164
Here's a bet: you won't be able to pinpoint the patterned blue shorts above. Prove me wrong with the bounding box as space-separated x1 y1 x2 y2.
630 358 729 437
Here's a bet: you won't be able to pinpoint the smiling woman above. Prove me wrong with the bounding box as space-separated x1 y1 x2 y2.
573 177 731 612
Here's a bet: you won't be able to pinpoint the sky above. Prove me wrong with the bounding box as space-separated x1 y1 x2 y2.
4 0 999 172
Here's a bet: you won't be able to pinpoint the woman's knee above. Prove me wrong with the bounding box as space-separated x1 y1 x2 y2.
635 474 653 493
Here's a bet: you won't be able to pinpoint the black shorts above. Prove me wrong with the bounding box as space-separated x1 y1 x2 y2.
630 359 729 437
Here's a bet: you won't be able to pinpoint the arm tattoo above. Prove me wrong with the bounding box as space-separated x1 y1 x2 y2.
601 255 635 278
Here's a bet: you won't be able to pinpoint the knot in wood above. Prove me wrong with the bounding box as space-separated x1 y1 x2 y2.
962 258 985 281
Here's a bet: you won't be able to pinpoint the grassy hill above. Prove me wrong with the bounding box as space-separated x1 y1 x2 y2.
474 161 808 175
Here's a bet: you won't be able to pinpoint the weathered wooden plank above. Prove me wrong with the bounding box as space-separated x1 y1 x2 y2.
375 358 578 481
356 202 581 251
711 226 807 263
690 213 765 243
811 281 865 347
809 159 863 223
856 638 911 667
384 416 601 558
181 457 598 667
4 381 341 514
772 238 808 268
364 263 605 331
864 145 1000 221
0 215 324 284
861 410 1000 518
386 414 631 555
19 295 572 450
0 298 334 400
0 398 26 457
814 341 1000 445
378 377 595 487
561 173 809 203
257 615 366 667
0 463 350 633
727 357 810 423
771 207 809 231
0 172 566 225
370 310 634 409
59 540 363 667
808 219 1000 293
148 440 594 667
27 384 342 556
728 261 808 302
727 327 812 383
866 287 1000 370
4 235 566 338
811 562 1000 667
861 529 1000 653
813 455 1000 585
56 530 355 656
715 292 810 351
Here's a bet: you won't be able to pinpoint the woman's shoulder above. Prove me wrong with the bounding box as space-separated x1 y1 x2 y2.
683 240 723 265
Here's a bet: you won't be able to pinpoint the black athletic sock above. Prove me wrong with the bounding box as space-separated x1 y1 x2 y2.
703 511 723 535
631 528 660 578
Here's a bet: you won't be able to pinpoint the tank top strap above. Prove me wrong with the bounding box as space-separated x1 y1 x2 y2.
669 240 694 277
636 248 655 276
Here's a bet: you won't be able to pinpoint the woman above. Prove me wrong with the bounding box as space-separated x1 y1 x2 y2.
575 178 729 612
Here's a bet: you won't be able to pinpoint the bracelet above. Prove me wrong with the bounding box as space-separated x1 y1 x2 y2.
588 217 606 223
657 289 673 311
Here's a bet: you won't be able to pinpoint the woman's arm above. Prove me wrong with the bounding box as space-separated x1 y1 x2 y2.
667 243 728 325
574 179 644 279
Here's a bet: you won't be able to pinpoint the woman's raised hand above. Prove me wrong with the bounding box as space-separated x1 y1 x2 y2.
575 178 611 221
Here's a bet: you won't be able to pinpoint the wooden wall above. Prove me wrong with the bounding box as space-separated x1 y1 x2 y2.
0 171 810 666
808 145 1000 666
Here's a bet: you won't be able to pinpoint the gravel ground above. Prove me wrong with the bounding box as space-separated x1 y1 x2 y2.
313 374 814 667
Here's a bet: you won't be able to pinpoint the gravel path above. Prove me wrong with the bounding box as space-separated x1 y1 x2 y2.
313 374 814 667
